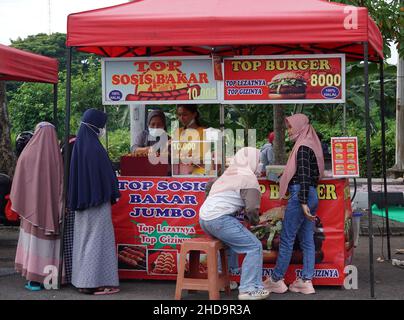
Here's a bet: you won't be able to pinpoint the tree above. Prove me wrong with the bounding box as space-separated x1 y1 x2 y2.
6 33 94 99
10 33 93 74
391 0 404 175
391 50 404 175
7 82 56 135
273 105 287 164
0 81 16 177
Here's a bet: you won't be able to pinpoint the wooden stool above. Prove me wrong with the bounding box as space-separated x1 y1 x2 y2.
175 237 231 300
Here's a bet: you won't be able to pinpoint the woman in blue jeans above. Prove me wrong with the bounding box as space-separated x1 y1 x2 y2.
265 114 324 295
199 147 269 300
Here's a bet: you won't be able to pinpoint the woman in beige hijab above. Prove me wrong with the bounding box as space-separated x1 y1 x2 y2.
11 122 63 291
199 147 269 300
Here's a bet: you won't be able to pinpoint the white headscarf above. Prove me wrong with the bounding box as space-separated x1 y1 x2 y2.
208 147 261 196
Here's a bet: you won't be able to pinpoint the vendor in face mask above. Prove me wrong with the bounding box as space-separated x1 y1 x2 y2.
131 109 169 157
173 105 208 175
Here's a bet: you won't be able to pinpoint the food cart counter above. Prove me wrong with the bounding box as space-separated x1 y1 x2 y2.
112 175 354 286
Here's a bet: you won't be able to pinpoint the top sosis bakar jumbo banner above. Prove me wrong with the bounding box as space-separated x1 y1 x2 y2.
112 177 354 286
223 54 345 104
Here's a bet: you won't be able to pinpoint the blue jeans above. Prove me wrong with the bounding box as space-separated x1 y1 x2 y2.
199 215 264 292
272 184 318 281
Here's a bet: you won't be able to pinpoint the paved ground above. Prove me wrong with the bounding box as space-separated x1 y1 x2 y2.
0 226 403 300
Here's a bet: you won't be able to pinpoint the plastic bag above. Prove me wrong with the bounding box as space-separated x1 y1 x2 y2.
4 195 19 222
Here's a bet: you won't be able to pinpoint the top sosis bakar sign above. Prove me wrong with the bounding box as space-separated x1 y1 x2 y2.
102 56 219 104
223 54 345 104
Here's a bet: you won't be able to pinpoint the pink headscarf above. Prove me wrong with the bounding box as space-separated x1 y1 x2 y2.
10 122 63 235
279 114 324 199
209 147 261 196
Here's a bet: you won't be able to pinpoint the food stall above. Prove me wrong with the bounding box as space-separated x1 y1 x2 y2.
65 0 386 294
104 54 354 285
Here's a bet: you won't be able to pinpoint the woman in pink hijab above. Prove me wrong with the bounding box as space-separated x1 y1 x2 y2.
264 114 324 295
11 122 63 291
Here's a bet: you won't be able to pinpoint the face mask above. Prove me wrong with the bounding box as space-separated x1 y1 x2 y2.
148 128 165 137
98 127 106 138
81 121 105 139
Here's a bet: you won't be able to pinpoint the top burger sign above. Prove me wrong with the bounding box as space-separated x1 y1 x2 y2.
223 54 345 104
101 54 345 105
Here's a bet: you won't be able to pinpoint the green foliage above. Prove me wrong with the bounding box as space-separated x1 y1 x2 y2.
102 129 131 162
306 63 396 129
7 82 60 134
347 119 396 177
226 104 275 147
312 118 396 178
10 33 94 73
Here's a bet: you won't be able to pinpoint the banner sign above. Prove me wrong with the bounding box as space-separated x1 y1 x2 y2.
102 57 220 105
331 137 360 177
223 54 345 104
112 177 353 285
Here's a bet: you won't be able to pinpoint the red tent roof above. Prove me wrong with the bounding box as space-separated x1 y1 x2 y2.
66 0 383 61
0 44 58 84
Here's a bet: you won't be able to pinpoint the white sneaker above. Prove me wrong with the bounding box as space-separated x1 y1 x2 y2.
220 280 238 292
238 289 270 300
289 278 316 294
263 276 288 294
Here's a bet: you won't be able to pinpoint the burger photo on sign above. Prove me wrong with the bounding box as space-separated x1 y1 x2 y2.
268 72 307 100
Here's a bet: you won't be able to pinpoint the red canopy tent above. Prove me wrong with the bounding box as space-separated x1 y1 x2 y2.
64 0 388 297
0 44 58 83
66 0 383 61
0 44 59 128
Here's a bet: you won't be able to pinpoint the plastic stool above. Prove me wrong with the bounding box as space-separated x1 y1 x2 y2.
175 237 231 300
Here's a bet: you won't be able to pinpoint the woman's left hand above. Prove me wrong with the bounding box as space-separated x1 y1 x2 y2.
301 204 316 222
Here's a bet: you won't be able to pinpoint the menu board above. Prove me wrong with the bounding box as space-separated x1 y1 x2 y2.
331 137 360 177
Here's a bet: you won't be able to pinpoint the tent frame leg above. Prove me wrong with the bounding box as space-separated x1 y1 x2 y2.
57 46 73 289
220 104 225 175
53 83 58 131
379 59 392 260
364 42 375 298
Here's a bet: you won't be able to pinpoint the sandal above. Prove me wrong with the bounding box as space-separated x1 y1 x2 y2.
93 287 120 295
25 281 43 291
78 288 97 294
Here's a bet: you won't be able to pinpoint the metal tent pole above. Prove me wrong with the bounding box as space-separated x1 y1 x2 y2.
379 60 392 260
57 46 72 289
53 83 58 132
220 104 225 175
219 104 225 174
364 42 375 298
104 105 109 154
343 103 347 135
